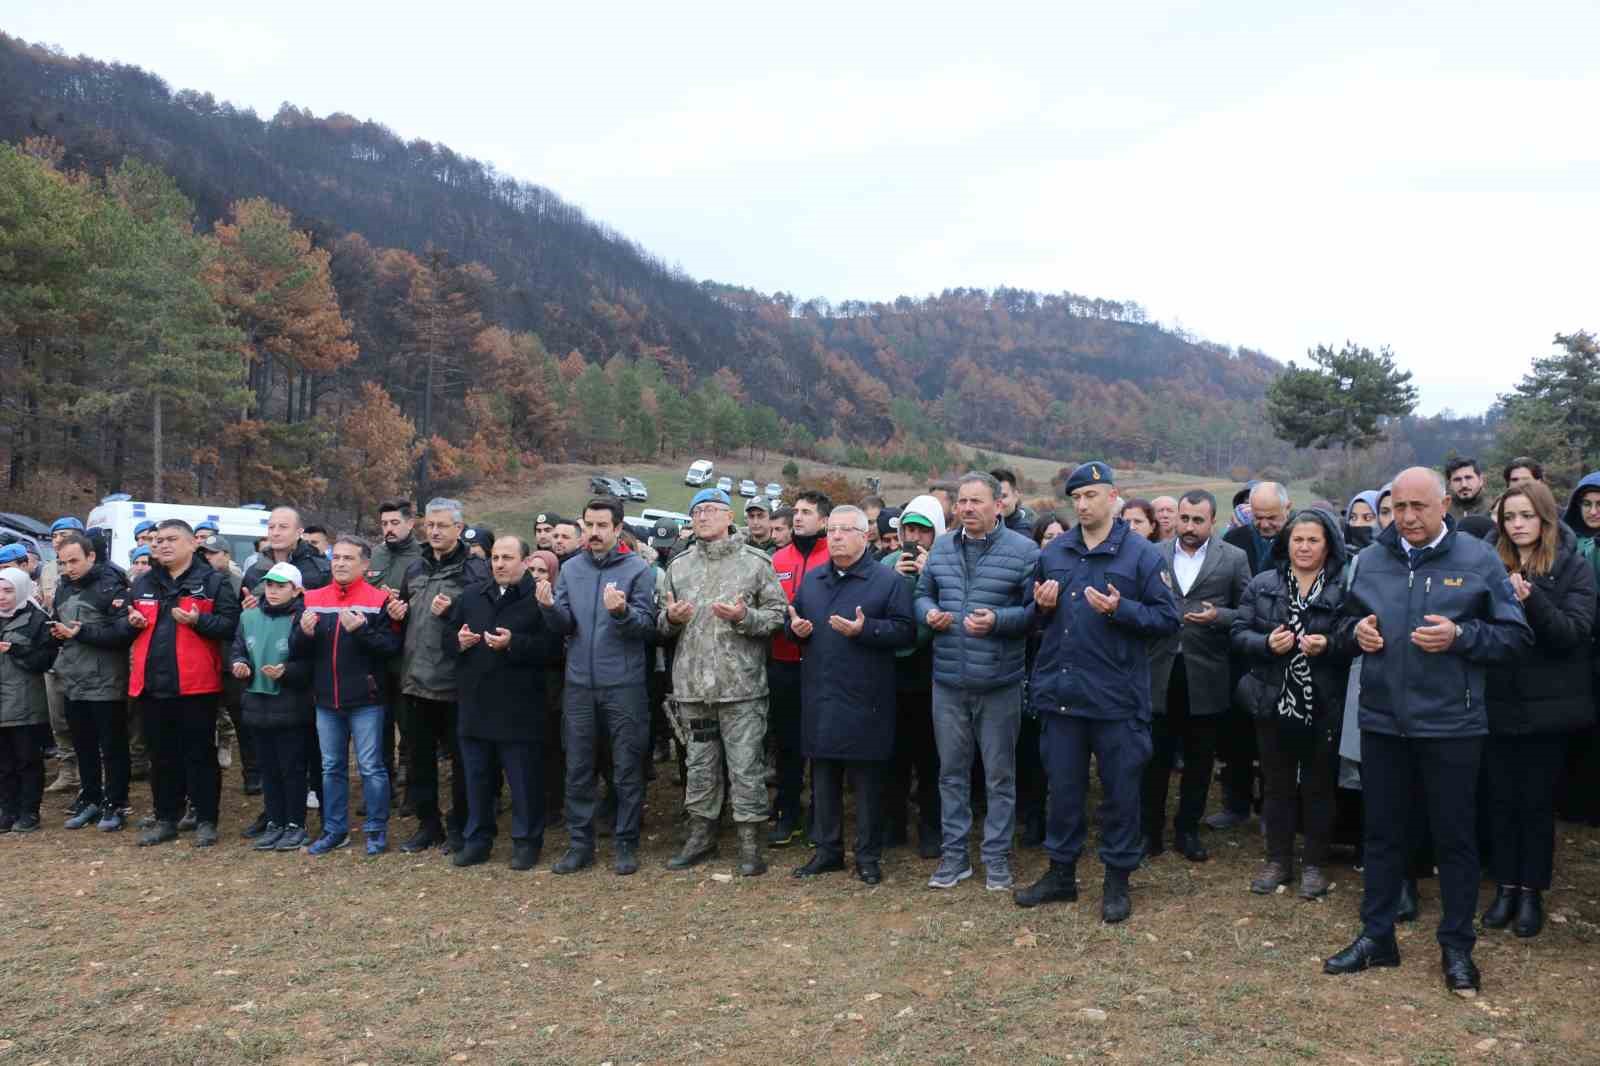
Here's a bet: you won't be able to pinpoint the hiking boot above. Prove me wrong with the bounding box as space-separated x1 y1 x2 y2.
510 840 540 871
252 823 285 850
138 819 179 846
399 819 444 854
192 821 219 848
12 812 40 833
65 803 102 830
1251 860 1293 895
177 807 197 832
614 841 639 876
985 857 1015 892
96 809 126 832
274 824 308 850
241 810 270 838
1298 865 1330 900
736 824 767 877
927 853 973 890
666 817 718 870
306 831 350 856
552 847 595 875
1014 861 1078 908
767 810 804 848
1102 866 1133 924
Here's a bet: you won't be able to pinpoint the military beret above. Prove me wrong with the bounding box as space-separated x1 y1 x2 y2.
690 488 732 511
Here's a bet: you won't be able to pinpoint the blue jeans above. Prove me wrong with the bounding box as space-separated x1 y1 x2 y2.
316 705 390 837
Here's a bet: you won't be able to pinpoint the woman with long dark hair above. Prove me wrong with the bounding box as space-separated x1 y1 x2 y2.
1482 481 1595 936
1120 499 1159 543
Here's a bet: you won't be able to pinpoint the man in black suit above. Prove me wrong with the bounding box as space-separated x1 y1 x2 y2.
1144 490 1251 860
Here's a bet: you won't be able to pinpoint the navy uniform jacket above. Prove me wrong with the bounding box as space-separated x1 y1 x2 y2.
1030 519 1181 721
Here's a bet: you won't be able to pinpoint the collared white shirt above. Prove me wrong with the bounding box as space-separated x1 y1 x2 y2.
1172 538 1208 596
1404 524 1448 560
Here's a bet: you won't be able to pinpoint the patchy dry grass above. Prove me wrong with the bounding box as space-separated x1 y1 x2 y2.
2 768 1597 1065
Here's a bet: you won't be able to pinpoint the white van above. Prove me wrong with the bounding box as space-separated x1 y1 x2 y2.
85 498 274 570
640 507 692 531
684 459 714 486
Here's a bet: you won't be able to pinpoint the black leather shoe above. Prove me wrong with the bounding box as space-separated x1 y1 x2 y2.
443 830 465 855
1101 867 1132 923
1513 888 1543 938
1482 885 1518 929
1395 878 1421 923
792 853 845 878
451 841 491 868
509 841 540 871
551 848 595 875
856 861 882 885
399 820 444 854
1175 831 1209 862
1441 947 1480 992
1014 861 1078 908
1323 934 1400 974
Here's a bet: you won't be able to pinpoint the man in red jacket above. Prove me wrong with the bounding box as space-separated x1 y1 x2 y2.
766 490 832 846
108 519 241 848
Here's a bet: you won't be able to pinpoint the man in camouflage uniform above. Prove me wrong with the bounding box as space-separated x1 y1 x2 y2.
658 488 786 876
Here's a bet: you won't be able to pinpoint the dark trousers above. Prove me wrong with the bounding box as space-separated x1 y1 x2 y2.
1484 733 1565 889
1359 731 1482 951
0 724 44 816
406 696 465 832
461 734 543 848
544 670 566 819
1256 713 1338 866
768 660 805 820
254 724 308 828
1141 657 1219 838
223 687 257 779
65 698 130 811
143 695 220 824
563 684 648 850
885 687 939 840
1016 712 1047 831
1555 723 1600 823
811 757 885 864
1216 701 1258 816
1042 713 1151 871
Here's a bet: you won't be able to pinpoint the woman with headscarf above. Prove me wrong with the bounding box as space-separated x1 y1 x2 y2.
0 568 59 833
1231 510 1353 898
1482 481 1596 936
1344 490 1381 550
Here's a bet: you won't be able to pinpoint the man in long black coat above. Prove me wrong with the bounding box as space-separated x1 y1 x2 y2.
442 535 551 871
785 504 916 884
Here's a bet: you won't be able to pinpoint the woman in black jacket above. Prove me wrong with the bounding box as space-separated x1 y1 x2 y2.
1482 482 1596 937
1230 509 1353 899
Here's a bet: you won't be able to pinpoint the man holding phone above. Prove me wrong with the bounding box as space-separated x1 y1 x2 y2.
1143 490 1251 863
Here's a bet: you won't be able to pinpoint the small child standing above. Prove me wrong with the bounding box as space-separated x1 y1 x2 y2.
228 563 313 850
0 567 59 833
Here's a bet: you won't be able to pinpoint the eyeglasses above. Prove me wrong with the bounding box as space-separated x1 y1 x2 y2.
691 505 730 518
1582 500 1600 512
825 525 866 535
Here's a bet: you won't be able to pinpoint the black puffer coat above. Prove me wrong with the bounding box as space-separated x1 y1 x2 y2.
1486 525 1596 734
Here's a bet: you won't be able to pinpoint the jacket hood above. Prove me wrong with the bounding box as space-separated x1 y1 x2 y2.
1563 471 1600 536
1270 507 1349 579
901 495 947 538
1348 490 1381 519
0 566 32 617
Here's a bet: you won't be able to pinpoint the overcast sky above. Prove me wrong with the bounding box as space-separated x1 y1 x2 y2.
11 2 1597 415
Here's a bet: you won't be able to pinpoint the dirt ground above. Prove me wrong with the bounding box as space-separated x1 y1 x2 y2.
2 760 1596 1066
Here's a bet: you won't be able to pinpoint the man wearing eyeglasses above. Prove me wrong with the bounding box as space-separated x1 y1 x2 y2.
657 488 787 876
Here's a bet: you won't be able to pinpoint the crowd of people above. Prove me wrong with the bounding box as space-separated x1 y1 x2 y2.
1 452 1596 996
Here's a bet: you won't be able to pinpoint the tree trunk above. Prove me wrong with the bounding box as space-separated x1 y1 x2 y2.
110 426 125 493
415 351 435 495
285 367 296 424
152 394 164 501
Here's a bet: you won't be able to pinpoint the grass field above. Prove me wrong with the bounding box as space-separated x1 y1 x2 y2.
2 757 1596 1065
468 446 1317 539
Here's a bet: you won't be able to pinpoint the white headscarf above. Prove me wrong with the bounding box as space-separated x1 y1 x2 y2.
0 567 33 619
901 494 948 539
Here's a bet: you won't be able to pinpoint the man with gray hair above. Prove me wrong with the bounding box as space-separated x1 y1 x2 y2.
914 471 1040 891
389 498 490 854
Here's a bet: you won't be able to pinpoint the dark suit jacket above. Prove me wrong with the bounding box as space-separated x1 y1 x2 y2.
1148 536 1251 717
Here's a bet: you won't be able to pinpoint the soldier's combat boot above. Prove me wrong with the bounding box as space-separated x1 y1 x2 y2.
736 823 767 877
665 816 718 870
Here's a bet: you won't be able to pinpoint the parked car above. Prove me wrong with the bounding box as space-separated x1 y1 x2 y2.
716 476 734 494
738 479 758 498
0 512 54 562
684 459 714 486
764 482 783 499
588 475 629 498
621 476 649 501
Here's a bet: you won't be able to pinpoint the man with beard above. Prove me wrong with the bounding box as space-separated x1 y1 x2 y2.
369 500 423 784
550 519 583 564
1445 458 1489 521
534 514 558 553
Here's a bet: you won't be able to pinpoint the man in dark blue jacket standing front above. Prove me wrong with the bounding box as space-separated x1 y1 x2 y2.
1324 467 1533 994
1014 462 1180 923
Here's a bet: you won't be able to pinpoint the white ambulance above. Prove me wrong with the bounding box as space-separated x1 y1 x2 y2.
85 496 273 570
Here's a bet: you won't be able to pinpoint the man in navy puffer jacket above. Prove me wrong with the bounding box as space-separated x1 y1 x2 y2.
913 472 1039 892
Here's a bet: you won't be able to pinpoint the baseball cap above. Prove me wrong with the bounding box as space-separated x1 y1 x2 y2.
50 517 84 533
690 488 732 511
648 522 681 550
745 496 772 514
200 535 230 555
463 525 494 547
262 562 303 586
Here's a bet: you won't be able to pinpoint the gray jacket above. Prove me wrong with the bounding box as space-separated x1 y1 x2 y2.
1 604 56 727
50 562 130 702
913 522 1039 691
1148 536 1251 717
398 542 491 700
541 545 656 689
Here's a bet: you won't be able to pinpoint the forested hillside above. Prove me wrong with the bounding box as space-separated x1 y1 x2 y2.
0 31 1500 521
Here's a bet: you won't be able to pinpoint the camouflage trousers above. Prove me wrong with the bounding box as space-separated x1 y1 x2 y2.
681 697 769 824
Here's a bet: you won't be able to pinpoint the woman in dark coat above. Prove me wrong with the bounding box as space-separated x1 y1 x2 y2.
1483 481 1596 937
1231 509 1353 899
786 506 916 884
